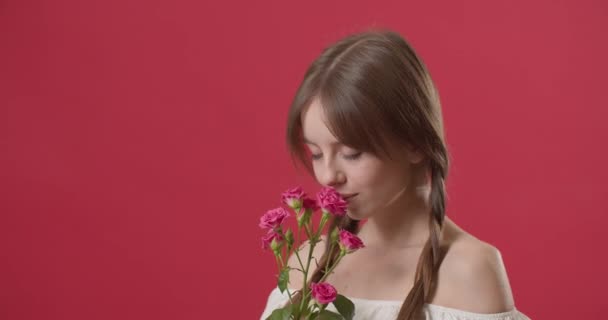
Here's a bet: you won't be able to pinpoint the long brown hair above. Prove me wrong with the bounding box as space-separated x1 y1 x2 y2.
285 29 449 320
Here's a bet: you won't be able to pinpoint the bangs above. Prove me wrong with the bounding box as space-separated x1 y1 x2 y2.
318 85 394 161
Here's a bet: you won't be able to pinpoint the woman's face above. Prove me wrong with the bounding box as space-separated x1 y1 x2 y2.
301 98 423 220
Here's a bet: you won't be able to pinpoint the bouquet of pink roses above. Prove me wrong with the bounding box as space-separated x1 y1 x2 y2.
260 186 365 320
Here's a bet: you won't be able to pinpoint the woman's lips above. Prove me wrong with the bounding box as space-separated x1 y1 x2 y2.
344 194 358 201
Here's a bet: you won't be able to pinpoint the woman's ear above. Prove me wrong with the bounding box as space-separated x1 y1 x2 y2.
405 145 424 165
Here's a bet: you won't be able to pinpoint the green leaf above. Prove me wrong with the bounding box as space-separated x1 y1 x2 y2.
314 309 344 320
278 268 289 293
332 295 354 320
266 305 292 320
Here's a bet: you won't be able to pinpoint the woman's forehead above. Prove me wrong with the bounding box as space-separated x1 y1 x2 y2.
300 99 339 146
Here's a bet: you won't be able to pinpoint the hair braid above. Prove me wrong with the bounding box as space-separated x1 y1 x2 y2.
395 159 448 320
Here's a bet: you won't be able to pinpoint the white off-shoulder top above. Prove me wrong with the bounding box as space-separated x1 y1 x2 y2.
260 287 531 320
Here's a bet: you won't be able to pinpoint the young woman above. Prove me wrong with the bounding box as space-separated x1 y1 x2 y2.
260 29 531 320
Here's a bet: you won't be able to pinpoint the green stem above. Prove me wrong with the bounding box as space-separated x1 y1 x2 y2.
324 241 336 276
293 212 307 276
299 226 316 316
318 252 344 284
300 210 331 318
291 208 309 319
299 214 332 316
313 212 329 240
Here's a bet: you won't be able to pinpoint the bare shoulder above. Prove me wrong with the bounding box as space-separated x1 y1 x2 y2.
286 235 327 290
433 222 516 313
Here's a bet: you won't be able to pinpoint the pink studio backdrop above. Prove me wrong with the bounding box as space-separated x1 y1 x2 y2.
1 1 606 319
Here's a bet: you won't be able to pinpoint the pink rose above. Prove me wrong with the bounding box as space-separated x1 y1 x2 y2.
281 186 306 209
339 229 365 253
261 230 284 251
259 207 290 230
310 282 337 304
316 187 348 216
302 197 319 212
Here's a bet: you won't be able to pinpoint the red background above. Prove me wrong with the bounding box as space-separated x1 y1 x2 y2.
1 1 606 319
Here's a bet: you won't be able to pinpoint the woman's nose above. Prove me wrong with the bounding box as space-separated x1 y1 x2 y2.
318 159 345 187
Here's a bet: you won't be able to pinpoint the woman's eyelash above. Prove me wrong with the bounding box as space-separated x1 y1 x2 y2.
345 152 362 160
311 152 362 160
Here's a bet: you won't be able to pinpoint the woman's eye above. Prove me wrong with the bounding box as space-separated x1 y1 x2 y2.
344 152 362 160
310 152 362 161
